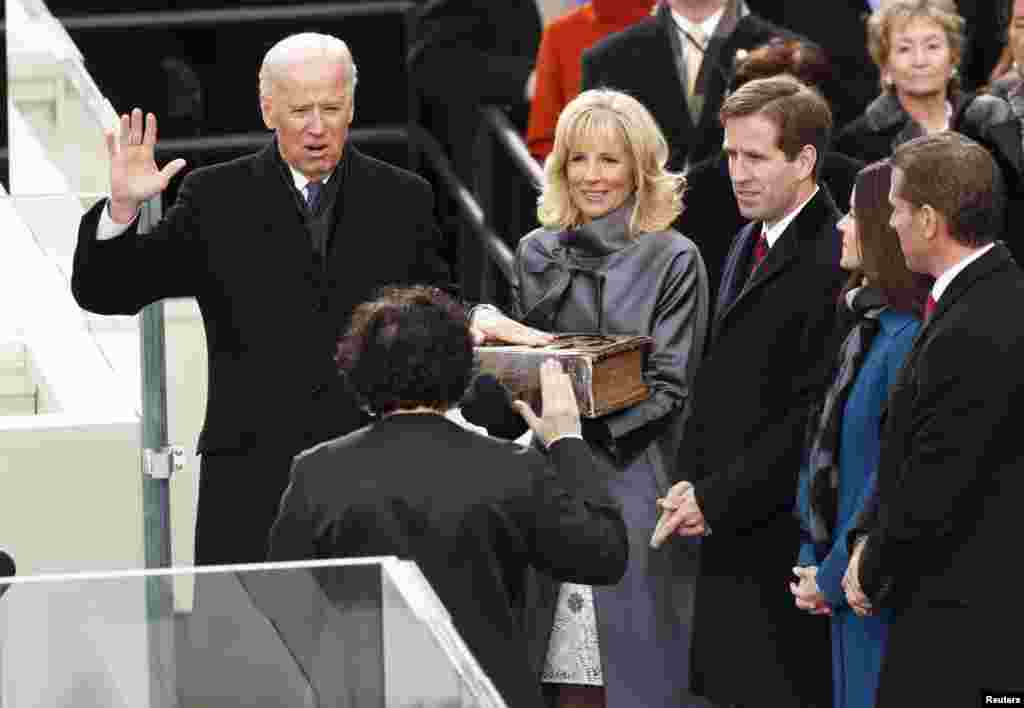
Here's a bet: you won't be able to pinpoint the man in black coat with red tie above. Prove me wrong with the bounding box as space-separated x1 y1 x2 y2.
843 132 1024 706
655 75 844 707
71 33 453 566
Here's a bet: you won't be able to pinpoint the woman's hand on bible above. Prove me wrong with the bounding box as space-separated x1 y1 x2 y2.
469 307 555 346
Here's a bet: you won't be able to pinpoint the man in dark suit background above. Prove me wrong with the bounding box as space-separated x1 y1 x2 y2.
581 0 794 172
71 33 453 566
268 286 629 708
655 75 844 707
843 132 1024 706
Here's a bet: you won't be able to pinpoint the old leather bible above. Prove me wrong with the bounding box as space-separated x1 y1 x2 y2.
474 334 653 418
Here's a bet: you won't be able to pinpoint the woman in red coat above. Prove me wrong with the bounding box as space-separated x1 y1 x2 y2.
527 0 654 161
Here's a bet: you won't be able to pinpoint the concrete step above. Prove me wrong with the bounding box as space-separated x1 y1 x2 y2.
0 392 37 416
0 339 37 415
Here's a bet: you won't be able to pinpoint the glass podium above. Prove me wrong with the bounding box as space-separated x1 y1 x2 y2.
0 557 508 708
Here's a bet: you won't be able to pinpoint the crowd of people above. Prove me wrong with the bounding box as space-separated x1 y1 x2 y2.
68 1 1024 707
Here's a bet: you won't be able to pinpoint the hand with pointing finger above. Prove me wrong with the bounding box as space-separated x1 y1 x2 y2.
650 480 705 547
107 108 187 224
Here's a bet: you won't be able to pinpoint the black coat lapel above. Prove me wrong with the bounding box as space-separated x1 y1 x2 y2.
251 139 308 225
714 222 757 332
653 6 696 144
329 147 365 258
916 244 1012 340
716 188 839 330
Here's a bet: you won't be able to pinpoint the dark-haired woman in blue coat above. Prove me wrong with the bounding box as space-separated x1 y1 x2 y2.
791 160 928 708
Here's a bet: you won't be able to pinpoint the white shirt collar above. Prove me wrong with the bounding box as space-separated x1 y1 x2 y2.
930 242 996 303
287 164 332 193
761 185 820 248
671 7 724 47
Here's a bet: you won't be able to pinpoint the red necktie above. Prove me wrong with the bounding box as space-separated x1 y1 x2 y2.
924 294 938 322
750 229 769 276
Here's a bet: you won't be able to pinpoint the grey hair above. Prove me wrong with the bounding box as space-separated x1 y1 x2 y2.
258 33 358 100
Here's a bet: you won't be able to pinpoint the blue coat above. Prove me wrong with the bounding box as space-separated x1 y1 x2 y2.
797 308 920 708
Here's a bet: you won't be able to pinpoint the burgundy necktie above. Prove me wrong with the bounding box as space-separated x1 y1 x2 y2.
924 294 938 322
750 229 769 276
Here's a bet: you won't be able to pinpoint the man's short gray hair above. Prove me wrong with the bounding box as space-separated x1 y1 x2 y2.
258 33 358 100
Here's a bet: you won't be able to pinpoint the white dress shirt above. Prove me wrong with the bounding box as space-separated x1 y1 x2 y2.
671 7 724 68
931 242 996 304
762 185 821 248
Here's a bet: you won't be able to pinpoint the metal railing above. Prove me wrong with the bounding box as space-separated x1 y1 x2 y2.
409 125 516 286
479 106 544 191
51 2 415 30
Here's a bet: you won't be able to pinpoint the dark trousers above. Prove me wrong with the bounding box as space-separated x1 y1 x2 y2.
194 447 300 565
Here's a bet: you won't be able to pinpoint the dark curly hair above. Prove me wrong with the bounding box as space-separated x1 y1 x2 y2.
335 285 474 416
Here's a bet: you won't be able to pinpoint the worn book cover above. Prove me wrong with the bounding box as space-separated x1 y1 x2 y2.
474 334 653 418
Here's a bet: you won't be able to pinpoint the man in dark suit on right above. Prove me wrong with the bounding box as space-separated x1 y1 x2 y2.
581 0 794 172
655 75 844 707
842 132 1024 706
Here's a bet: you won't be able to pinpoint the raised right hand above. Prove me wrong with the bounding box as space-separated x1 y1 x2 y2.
512 359 581 446
106 108 186 223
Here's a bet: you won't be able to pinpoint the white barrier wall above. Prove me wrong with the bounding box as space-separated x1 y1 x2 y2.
4 0 209 596
0 416 143 574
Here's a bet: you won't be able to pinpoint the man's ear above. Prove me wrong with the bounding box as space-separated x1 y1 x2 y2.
796 144 817 182
260 95 275 131
920 204 943 241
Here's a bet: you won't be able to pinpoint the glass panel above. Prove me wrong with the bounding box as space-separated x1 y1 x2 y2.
0 558 508 708
2 1 9 191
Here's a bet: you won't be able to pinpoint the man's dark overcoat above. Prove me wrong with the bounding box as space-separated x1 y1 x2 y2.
853 244 1024 706
677 187 845 706
72 143 451 562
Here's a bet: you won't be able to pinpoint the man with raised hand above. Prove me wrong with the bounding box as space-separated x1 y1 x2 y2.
72 33 452 566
